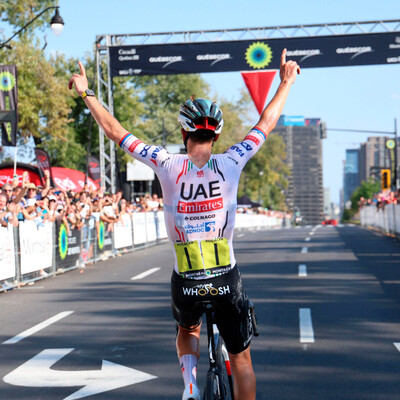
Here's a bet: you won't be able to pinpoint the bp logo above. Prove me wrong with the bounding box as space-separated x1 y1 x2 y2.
245 42 273 69
59 223 68 260
0 71 16 92
98 221 105 250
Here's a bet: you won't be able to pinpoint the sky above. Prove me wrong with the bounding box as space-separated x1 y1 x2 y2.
5 0 400 204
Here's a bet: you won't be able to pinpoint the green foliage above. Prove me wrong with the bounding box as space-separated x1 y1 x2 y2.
0 2 289 211
0 0 57 33
213 91 289 210
130 74 209 144
342 178 381 221
0 41 72 141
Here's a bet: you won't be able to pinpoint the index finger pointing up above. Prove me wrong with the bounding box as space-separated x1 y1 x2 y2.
78 61 86 77
281 48 287 67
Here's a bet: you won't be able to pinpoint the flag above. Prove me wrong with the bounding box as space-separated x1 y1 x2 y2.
241 70 277 115
88 155 101 187
0 65 18 146
34 148 54 186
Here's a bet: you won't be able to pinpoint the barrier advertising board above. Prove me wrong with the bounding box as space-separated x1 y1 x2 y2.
0 226 15 281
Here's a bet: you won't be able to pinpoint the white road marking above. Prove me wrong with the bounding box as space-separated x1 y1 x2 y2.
2 348 157 400
2 311 74 345
309 232 315 236
305 237 311 242
301 247 308 253
298 264 307 277
299 308 315 343
237 233 245 238
394 343 400 352
131 267 160 281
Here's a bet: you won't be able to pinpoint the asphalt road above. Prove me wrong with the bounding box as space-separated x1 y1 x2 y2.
1 224 400 400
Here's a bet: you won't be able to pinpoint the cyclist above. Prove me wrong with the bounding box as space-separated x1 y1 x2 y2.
69 48 300 400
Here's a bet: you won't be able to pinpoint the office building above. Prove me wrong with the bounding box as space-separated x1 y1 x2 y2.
274 116 326 225
343 149 360 204
358 136 391 183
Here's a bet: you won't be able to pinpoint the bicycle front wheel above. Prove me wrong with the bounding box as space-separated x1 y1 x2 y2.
203 370 220 400
216 338 233 400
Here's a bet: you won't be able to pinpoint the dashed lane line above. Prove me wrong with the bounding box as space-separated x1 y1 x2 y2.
131 267 160 281
301 247 308 253
394 343 400 352
2 311 74 345
299 308 315 344
298 264 307 277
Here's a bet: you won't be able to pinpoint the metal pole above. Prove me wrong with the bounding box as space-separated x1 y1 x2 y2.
13 143 17 176
395 118 398 190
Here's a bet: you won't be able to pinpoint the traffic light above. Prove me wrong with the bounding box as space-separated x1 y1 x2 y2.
381 169 391 190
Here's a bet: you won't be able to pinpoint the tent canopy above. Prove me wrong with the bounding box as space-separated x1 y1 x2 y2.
0 162 98 192
237 194 261 208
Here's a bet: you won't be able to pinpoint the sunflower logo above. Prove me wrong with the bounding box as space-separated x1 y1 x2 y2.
0 71 16 92
245 42 273 69
59 223 68 260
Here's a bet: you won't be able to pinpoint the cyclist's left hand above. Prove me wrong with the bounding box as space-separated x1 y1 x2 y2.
279 48 300 85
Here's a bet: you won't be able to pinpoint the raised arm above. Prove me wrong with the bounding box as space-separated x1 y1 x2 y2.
68 62 128 144
255 48 300 135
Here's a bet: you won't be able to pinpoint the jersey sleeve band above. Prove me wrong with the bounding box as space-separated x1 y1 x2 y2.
119 133 132 148
252 126 267 141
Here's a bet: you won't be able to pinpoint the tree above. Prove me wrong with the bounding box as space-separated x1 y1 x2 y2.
342 178 381 221
130 73 210 144
0 1 76 166
214 91 289 210
0 0 56 34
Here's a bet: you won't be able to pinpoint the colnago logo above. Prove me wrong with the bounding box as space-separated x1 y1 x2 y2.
184 214 216 221
178 198 223 214
336 46 373 59
286 49 321 62
149 55 183 68
196 53 232 66
182 283 231 296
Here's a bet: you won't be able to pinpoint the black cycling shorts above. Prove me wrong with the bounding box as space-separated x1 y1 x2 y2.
171 266 254 354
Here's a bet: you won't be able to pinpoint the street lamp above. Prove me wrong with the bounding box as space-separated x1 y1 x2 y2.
0 6 64 50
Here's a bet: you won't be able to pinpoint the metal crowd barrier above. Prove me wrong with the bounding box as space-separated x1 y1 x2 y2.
360 204 400 235
0 211 284 293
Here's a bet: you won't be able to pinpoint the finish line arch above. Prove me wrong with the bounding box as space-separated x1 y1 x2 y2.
95 19 400 191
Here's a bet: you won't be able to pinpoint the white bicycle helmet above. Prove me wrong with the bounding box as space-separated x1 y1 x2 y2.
178 98 224 143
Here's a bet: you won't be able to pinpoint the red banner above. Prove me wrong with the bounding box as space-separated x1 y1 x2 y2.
241 70 277 115
0 166 98 191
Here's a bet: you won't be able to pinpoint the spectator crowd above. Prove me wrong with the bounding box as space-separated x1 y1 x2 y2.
0 170 163 231
1 170 291 232
358 188 400 210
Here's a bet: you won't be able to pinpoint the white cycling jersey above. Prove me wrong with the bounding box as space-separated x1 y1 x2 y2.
120 127 267 279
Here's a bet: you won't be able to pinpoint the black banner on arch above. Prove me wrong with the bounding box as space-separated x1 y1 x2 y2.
109 32 400 77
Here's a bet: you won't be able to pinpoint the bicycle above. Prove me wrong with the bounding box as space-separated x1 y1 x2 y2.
201 300 259 400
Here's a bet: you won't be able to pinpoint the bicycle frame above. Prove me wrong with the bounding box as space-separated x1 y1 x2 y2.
204 303 234 400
